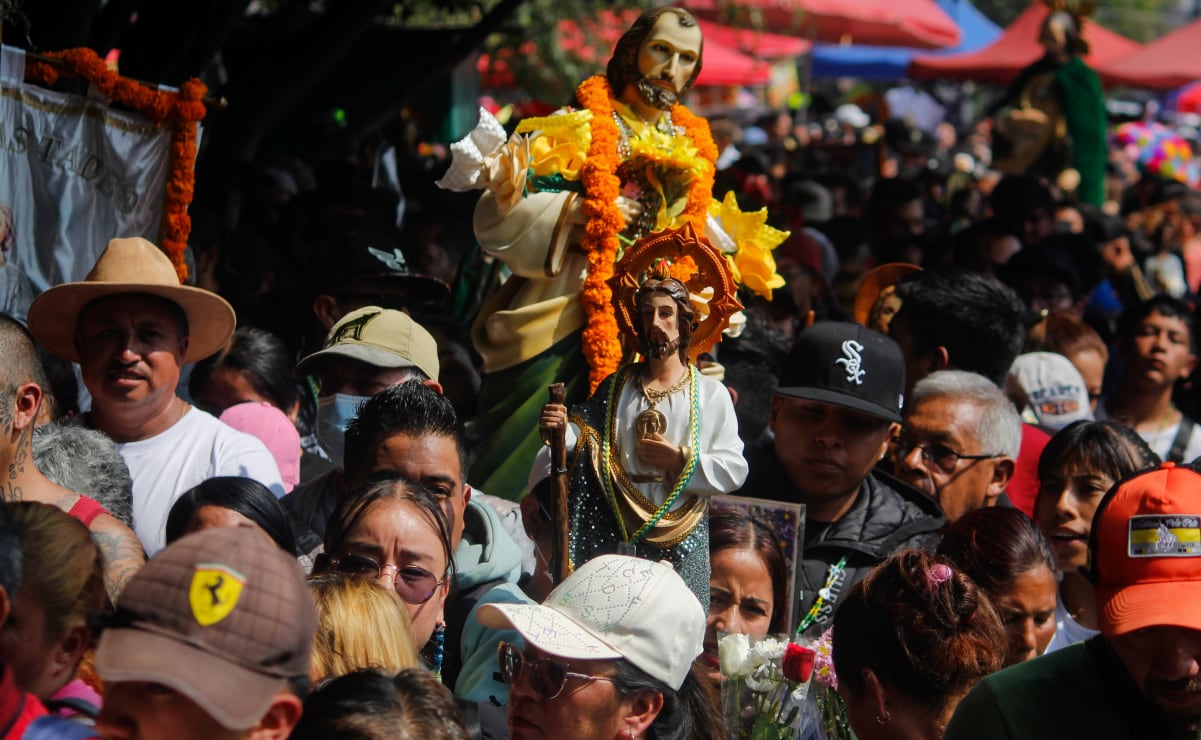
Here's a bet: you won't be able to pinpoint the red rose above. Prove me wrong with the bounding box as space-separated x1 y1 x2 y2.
782 642 816 683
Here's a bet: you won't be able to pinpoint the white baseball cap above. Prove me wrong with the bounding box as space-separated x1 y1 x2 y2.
1008 352 1093 432
477 555 704 690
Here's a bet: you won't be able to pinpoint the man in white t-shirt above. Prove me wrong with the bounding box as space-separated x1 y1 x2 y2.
1098 294 1201 464
27 237 283 554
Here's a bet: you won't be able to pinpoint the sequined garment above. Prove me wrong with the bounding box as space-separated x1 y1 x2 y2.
560 365 749 610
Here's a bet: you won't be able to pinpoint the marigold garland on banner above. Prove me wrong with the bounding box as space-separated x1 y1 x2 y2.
25 48 207 282
574 75 717 392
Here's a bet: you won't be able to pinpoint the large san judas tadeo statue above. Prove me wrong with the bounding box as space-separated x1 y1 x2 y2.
439 8 787 501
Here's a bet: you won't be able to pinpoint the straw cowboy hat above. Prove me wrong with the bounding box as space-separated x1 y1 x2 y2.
28 237 235 364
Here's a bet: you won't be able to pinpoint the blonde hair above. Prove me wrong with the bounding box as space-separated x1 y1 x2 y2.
8 502 107 643
308 574 421 681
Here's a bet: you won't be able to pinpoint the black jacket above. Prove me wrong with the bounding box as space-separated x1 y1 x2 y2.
738 441 946 630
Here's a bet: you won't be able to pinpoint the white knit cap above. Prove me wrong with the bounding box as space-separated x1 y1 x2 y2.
477 555 704 690
1009 351 1093 432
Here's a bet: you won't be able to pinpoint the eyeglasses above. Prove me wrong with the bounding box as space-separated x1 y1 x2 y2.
497 642 616 700
894 435 1000 474
329 554 445 605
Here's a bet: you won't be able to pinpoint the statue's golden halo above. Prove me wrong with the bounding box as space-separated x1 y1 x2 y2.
607 222 743 361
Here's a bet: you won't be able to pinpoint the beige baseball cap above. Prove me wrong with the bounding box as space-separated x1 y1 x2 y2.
295 306 439 381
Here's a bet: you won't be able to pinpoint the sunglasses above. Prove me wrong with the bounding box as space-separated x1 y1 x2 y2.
497 642 616 700
894 435 1000 474
329 554 445 605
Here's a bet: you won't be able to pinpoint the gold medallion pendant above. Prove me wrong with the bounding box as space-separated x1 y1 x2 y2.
634 407 668 439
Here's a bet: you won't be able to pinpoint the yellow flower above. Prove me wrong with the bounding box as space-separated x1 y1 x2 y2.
528 135 588 180
518 110 592 180
709 192 789 299
735 240 786 298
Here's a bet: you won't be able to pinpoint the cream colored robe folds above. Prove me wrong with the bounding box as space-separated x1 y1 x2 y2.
471 189 588 374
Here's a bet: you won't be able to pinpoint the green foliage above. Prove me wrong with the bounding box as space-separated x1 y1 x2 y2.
972 0 1189 43
483 0 642 103
971 0 1026 28
1090 0 1187 43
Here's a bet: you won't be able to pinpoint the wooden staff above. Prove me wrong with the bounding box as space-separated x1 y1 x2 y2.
547 383 571 585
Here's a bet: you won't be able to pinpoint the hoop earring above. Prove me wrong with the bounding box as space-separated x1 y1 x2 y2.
876 710 892 725
432 622 446 682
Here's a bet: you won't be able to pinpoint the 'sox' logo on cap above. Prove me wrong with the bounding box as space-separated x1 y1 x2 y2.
368 246 408 272
834 340 866 385
189 564 246 627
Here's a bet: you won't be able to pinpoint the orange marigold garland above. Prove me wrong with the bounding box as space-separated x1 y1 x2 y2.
576 75 625 392
673 105 717 227
23 48 207 282
574 75 716 391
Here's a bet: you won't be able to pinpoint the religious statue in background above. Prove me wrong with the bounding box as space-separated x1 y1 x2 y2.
991 0 1107 206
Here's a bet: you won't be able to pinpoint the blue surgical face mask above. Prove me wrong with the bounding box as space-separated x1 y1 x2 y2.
316 393 369 467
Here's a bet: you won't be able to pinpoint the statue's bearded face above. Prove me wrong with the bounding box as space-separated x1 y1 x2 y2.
633 13 702 111
640 293 683 359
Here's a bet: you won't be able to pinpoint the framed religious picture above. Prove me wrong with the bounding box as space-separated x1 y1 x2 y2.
710 494 806 634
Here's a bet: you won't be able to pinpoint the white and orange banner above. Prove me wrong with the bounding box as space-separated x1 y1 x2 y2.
0 45 173 321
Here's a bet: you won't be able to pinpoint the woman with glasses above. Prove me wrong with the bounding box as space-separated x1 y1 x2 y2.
317 476 454 659
937 507 1059 666
1034 420 1158 653
478 554 726 740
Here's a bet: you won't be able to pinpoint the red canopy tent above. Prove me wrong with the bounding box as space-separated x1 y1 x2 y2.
689 0 960 50
696 18 810 59
909 3 1139 85
558 9 773 86
1178 83 1201 115
693 39 774 85
480 11 775 90
1096 17 1201 89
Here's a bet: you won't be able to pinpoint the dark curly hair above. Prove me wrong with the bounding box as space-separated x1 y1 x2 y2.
291 668 469 740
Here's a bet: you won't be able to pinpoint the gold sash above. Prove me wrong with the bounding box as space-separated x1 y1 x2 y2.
577 421 707 548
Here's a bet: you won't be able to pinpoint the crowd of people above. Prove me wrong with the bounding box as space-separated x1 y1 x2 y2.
2 5 1201 740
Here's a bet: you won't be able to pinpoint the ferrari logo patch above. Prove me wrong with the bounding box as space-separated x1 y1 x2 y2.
189 564 246 626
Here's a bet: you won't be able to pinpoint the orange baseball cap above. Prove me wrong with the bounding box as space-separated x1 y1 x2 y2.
1091 462 1201 637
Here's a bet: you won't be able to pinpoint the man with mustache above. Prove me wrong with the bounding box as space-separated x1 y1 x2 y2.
27 237 283 554
538 260 747 607
946 462 1201 739
894 370 1021 524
